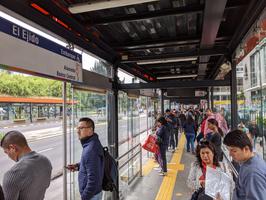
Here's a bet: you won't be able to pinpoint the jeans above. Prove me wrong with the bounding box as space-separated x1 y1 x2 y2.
173 128 179 147
169 129 175 149
91 192 103 200
159 145 167 172
185 133 195 152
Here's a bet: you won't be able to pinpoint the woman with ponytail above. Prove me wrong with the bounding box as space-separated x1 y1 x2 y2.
206 118 224 161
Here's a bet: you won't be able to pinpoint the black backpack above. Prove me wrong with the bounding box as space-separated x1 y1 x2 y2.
102 147 118 192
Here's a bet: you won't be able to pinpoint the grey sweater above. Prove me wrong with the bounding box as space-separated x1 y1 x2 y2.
2 151 52 200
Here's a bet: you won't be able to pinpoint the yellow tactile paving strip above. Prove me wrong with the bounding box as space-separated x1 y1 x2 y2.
142 158 158 176
155 133 186 200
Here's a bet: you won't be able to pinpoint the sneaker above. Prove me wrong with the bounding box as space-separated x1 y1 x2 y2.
153 167 161 171
159 172 167 176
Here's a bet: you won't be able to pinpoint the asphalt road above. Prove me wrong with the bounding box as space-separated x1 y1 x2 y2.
0 115 150 199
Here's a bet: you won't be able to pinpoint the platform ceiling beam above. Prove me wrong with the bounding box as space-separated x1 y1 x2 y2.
118 79 230 90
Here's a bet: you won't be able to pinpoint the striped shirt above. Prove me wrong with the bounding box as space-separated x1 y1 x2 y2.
2 151 52 200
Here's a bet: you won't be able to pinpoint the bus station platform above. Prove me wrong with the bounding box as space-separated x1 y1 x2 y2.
126 134 193 200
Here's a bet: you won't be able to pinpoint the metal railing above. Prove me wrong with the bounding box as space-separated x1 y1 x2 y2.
222 145 239 179
117 143 143 180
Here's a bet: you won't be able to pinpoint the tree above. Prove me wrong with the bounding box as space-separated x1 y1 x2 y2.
0 72 62 97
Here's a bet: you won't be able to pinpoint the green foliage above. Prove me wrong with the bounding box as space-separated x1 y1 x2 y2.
0 72 62 97
256 116 266 128
74 91 106 112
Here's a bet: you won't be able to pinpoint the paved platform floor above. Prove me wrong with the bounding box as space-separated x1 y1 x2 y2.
125 134 196 200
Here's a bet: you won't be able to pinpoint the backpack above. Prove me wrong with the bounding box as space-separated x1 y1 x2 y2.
102 147 118 192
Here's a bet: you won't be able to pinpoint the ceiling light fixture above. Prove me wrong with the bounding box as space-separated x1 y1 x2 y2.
137 56 198 65
157 74 197 80
69 0 159 14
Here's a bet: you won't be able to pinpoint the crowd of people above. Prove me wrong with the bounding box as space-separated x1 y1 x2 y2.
0 107 266 200
151 107 266 200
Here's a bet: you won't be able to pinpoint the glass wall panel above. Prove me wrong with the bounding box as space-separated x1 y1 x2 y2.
68 89 108 199
237 42 266 159
139 96 147 133
83 55 112 78
213 86 231 129
164 99 170 111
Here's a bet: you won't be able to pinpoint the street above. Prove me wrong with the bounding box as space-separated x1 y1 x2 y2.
0 114 150 199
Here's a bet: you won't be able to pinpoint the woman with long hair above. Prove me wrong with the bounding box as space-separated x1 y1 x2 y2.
207 118 223 161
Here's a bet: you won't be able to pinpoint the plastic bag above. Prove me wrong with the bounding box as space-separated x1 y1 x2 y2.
205 166 232 200
142 134 159 153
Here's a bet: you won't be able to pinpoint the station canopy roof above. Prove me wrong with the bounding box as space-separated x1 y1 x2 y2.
1 0 265 82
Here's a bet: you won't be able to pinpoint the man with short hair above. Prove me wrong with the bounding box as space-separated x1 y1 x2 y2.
0 130 52 200
223 130 266 200
67 117 104 200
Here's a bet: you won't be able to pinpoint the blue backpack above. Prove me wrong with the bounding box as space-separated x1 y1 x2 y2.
102 147 118 192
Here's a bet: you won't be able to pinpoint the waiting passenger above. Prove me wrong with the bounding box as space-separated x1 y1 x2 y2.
206 118 223 161
187 140 233 200
223 130 266 200
165 109 175 151
247 120 261 147
67 117 104 200
183 115 196 154
204 108 228 137
0 130 52 200
156 116 169 176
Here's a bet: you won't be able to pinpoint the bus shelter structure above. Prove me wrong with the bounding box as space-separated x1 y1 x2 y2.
0 0 265 199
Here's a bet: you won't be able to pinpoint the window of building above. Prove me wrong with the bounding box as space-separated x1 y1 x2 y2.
264 46 266 82
250 55 257 87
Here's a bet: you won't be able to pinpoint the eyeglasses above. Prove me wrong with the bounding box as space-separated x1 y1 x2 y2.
76 126 90 130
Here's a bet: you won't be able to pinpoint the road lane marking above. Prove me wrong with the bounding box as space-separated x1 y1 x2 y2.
38 147 54 153
155 133 185 200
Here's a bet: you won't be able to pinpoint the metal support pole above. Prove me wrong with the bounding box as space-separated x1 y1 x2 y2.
139 144 143 177
62 81 67 200
29 103 32 123
146 97 149 134
161 89 164 115
110 64 119 200
257 48 264 158
210 87 214 111
230 58 238 130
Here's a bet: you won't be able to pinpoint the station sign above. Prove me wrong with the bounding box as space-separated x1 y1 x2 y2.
0 16 82 82
195 90 207 97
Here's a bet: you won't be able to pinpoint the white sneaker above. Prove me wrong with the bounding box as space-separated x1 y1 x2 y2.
153 167 161 171
159 172 167 176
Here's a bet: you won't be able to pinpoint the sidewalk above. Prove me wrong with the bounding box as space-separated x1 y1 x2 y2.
0 118 62 128
0 119 63 142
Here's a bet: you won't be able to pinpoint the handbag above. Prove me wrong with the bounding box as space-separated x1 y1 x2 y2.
142 134 159 153
190 187 204 200
191 187 212 200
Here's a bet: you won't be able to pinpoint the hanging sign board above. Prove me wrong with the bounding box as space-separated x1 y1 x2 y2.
0 16 82 82
195 90 207 97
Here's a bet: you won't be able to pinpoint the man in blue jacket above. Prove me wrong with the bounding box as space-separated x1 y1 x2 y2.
67 117 104 200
